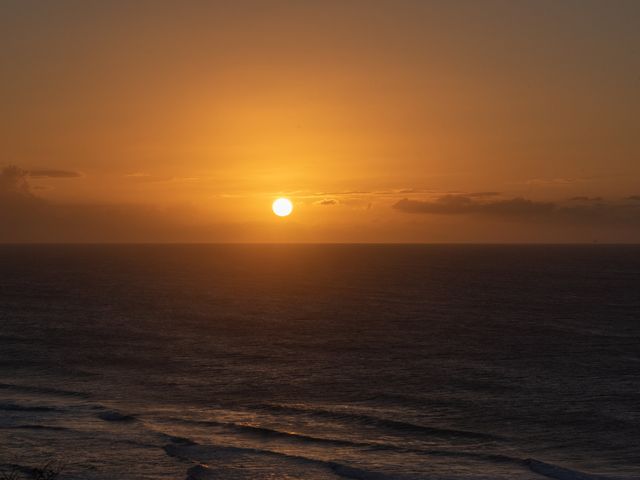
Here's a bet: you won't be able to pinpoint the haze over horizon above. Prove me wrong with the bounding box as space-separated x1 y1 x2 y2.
2 0 639 243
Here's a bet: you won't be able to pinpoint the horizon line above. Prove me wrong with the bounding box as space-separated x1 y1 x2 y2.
1 242 639 246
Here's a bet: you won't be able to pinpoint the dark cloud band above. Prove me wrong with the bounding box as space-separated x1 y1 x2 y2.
28 169 81 178
393 194 640 227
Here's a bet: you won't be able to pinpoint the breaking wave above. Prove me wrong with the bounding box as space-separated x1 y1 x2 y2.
164 440 421 480
159 415 518 464
164 416 368 447
248 403 503 441
161 436 635 480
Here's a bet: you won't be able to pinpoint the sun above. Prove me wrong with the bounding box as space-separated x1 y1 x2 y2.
272 198 293 217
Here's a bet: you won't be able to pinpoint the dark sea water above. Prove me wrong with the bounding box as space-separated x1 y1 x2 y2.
1 245 639 480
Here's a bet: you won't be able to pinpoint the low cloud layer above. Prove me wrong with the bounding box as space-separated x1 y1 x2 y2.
393 194 640 228
28 169 82 178
569 196 603 202
0 165 302 243
0 166 32 195
0 166 172 242
393 195 554 216
4 165 640 243
316 199 338 206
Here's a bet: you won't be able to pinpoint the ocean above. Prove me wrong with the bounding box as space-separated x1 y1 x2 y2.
1 244 639 480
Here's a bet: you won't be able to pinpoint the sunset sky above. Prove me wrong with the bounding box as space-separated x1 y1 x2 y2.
2 0 639 242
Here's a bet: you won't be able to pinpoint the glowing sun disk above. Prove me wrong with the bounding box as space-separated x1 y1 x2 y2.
272 198 293 217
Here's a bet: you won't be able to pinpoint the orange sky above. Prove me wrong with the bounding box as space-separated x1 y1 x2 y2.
1 1 639 242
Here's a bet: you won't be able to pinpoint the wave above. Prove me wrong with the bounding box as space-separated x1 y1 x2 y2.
160 434 198 446
0 463 34 477
523 459 630 480
184 464 214 480
0 402 59 412
0 382 89 398
98 410 137 422
248 403 503 441
164 440 418 480
1 424 68 431
162 433 637 480
161 416 519 465
165 416 367 447
329 463 418 480
185 462 405 480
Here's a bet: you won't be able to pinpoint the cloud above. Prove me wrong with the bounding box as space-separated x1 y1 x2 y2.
0 165 84 229
0 165 174 242
523 177 592 187
376 188 436 195
1 165 81 196
467 191 501 197
569 196 603 202
315 199 338 206
0 166 31 196
28 169 82 178
393 195 554 216
392 193 640 228
0 164 276 243
303 187 452 200
124 172 201 183
311 190 371 197
0 166 48 229
4 165 640 242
